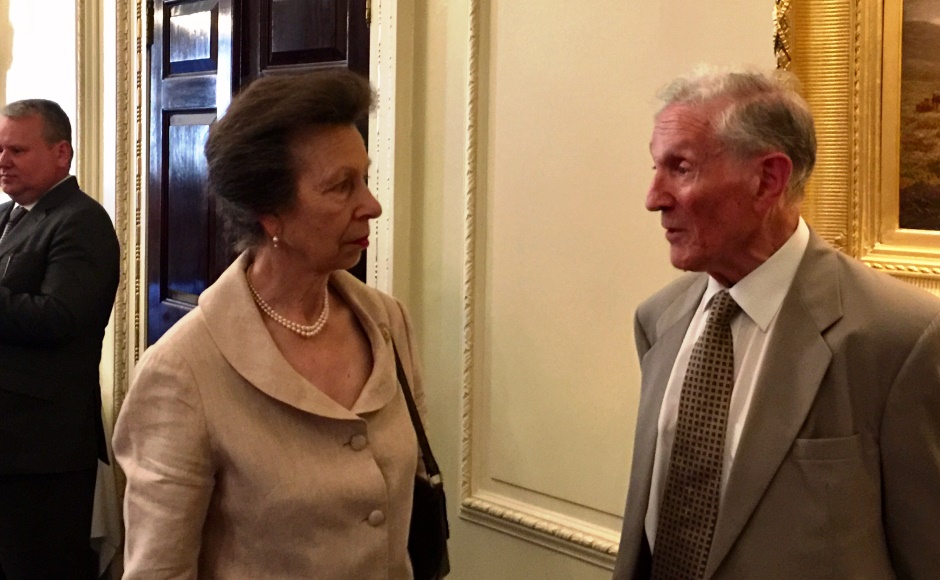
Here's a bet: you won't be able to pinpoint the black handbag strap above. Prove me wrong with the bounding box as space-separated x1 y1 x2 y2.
392 341 442 480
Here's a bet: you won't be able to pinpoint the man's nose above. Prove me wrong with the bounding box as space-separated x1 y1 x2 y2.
646 173 669 212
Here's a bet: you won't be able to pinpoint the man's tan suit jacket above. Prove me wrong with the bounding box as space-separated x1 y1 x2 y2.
613 232 940 579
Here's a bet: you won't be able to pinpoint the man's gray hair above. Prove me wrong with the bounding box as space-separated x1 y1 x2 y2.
1 99 73 150
657 66 817 201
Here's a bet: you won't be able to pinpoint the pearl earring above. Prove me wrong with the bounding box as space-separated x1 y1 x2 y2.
272 235 280 248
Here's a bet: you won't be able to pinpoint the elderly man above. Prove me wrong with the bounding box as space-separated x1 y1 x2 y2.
613 68 940 579
0 100 120 577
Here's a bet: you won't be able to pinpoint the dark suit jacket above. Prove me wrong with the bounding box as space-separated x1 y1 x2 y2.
0 176 120 474
614 232 940 579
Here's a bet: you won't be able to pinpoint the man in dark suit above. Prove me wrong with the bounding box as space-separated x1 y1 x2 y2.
613 68 940 579
0 99 120 577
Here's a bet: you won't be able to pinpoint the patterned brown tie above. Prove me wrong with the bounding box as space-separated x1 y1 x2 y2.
0 205 27 244
651 289 741 580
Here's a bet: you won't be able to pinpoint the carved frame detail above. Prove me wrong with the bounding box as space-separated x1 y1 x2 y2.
784 0 940 295
109 0 144 507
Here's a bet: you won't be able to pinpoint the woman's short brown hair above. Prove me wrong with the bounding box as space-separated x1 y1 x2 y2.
204 69 373 251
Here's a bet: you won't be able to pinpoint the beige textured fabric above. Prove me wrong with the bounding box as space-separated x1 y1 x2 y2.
652 290 739 580
113 253 427 579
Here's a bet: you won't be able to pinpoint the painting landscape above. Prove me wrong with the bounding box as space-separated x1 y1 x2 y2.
898 0 940 230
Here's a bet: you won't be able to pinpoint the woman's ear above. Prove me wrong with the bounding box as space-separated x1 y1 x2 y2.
258 214 281 240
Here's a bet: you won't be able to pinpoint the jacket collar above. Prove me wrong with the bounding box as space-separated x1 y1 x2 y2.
0 176 80 253
198 252 398 420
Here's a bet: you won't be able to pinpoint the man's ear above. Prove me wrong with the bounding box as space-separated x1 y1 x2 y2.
756 152 793 207
54 141 72 170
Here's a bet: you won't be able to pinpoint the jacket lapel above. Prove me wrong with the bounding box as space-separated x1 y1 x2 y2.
705 232 843 577
0 205 45 252
0 202 13 255
199 253 398 420
620 276 706 566
0 177 76 255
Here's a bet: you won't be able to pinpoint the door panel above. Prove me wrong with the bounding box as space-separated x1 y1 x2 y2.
239 0 368 82
164 114 214 304
167 1 219 74
268 0 347 62
147 0 232 345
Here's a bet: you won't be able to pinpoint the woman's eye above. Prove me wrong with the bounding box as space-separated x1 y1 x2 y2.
330 179 353 193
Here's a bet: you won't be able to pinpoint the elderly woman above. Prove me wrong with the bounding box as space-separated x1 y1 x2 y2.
114 70 431 578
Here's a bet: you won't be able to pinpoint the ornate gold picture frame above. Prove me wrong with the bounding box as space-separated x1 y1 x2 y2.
779 0 940 295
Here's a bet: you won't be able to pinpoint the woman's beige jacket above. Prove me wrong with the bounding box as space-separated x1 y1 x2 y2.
114 253 427 579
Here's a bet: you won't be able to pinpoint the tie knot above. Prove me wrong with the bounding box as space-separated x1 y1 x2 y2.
8 205 27 225
708 290 740 326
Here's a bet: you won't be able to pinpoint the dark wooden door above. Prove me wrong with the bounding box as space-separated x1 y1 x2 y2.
238 0 369 84
147 0 234 345
147 0 370 344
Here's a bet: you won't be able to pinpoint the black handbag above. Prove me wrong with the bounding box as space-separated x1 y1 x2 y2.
393 342 451 580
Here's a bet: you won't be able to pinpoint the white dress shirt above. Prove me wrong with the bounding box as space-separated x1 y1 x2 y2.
644 217 810 548
6 175 70 213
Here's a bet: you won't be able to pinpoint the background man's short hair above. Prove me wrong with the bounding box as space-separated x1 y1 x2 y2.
1 99 73 161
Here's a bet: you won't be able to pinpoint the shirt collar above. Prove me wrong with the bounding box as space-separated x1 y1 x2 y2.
16 175 72 211
703 217 810 331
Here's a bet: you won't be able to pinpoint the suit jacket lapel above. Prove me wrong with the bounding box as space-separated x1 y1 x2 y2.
0 204 45 252
620 276 706 568
0 202 12 249
705 232 843 577
0 177 77 254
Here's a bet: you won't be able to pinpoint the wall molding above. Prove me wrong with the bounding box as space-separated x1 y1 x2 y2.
109 0 145 514
367 0 398 294
76 0 102 204
455 0 619 567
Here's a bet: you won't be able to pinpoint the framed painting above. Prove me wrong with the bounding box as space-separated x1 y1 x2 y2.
777 0 940 295
897 1 940 231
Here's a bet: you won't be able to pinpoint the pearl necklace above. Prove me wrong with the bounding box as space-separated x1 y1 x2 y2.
246 271 330 339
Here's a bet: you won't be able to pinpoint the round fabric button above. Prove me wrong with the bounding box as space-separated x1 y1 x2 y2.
367 510 386 527
349 434 368 451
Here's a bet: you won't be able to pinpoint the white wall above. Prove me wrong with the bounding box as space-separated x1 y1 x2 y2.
0 0 77 204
